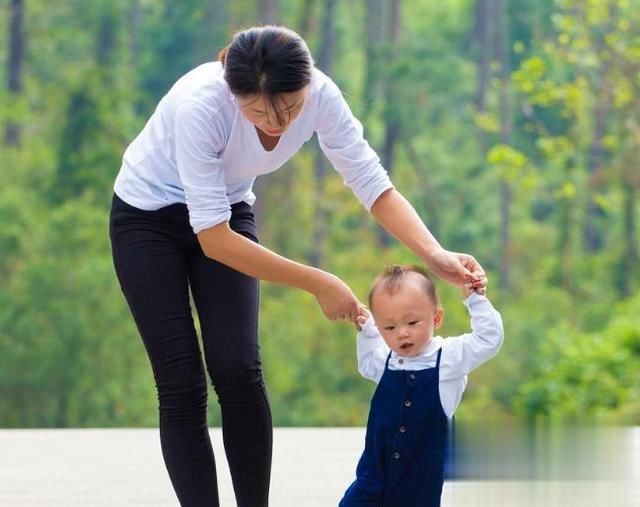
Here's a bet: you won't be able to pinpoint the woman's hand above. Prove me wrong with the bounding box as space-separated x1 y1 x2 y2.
426 248 487 289
313 272 365 322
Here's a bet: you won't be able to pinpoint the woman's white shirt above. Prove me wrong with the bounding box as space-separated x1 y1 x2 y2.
114 62 393 233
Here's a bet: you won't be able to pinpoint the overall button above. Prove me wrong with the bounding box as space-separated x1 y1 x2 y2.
399 426 407 433
404 400 412 407
409 373 416 380
393 452 400 459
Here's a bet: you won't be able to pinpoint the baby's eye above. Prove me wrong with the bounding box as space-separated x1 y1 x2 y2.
384 325 395 331
408 320 419 326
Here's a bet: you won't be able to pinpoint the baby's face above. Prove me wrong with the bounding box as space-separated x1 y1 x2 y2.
371 275 443 357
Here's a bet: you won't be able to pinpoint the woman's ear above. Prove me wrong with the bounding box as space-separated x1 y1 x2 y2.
433 308 444 329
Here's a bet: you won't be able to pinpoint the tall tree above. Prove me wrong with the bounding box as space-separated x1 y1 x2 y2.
361 0 386 122
297 0 315 38
619 180 637 297
378 0 401 247
129 0 141 74
309 0 337 268
583 4 617 253
381 0 401 177
497 0 512 289
95 5 117 80
197 0 228 63
404 139 441 238
471 0 496 153
260 0 278 24
5 0 25 146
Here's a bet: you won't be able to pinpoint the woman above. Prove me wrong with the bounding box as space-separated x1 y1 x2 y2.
109 25 485 507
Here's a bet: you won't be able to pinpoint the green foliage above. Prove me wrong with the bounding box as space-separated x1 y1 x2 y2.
514 295 640 424
1 0 639 428
0 197 155 427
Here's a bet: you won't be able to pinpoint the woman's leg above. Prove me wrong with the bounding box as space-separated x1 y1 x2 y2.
187 202 272 507
110 196 219 507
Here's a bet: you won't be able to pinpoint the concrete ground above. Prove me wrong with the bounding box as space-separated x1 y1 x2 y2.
0 428 638 506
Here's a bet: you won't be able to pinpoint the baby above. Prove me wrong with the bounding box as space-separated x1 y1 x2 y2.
339 265 504 507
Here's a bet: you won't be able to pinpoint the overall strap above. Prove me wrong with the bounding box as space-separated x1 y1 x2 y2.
384 350 393 369
435 347 443 369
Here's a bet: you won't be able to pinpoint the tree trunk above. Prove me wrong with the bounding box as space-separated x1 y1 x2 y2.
361 0 386 122
404 139 441 238
583 3 617 253
129 0 141 70
383 0 401 163
555 160 575 292
619 181 637 298
378 0 401 247
472 0 495 113
583 72 610 252
197 0 227 63
309 0 337 268
95 7 117 89
472 0 496 155
128 0 144 115
497 0 512 290
260 0 278 24
297 0 315 38
5 0 24 147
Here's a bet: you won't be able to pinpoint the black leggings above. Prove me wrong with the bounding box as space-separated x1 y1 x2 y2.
109 194 271 507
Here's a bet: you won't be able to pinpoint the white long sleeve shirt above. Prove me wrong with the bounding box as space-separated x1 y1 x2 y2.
357 293 504 418
114 62 393 233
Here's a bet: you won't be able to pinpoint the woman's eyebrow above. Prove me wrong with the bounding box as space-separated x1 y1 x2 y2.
250 101 299 114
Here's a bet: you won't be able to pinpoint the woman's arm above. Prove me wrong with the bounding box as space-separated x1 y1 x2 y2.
197 223 363 321
371 188 486 287
312 78 485 288
174 100 364 322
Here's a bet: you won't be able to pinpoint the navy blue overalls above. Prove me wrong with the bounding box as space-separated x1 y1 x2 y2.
340 348 448 507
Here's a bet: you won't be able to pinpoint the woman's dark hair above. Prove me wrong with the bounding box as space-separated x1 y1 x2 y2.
218 26 314 125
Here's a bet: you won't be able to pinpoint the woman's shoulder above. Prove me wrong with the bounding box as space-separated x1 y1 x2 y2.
306 68 351 122
171 62 235 115
310 67 342 98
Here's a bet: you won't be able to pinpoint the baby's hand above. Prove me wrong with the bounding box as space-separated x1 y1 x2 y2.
463 272 487 298
355 306 371 332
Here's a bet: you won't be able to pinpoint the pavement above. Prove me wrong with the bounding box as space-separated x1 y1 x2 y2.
0 427 638 506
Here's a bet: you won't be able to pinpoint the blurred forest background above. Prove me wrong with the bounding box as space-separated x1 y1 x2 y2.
1 0 639 428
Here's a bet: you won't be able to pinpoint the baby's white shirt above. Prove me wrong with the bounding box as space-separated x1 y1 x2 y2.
114 62 393 233
357 292 504 418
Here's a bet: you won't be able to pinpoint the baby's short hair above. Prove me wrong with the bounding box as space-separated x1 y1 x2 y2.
368 265 439 310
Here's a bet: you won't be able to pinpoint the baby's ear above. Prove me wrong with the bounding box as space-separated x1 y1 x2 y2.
433 308 444 329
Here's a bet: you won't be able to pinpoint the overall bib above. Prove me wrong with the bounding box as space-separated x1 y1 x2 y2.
340 348 448 507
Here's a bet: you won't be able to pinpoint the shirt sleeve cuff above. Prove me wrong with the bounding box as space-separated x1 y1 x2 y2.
358 315 380 339
463 292 489 309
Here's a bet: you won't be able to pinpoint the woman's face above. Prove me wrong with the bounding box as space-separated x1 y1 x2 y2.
237 87 309 137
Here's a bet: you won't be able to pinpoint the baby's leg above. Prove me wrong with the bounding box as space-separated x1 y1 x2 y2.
339 481 383 507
